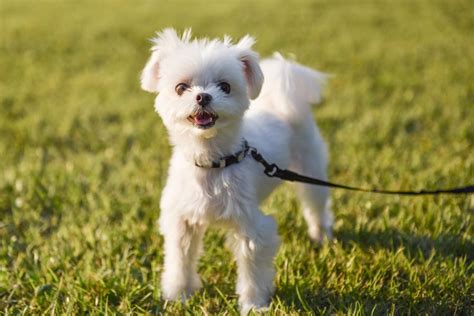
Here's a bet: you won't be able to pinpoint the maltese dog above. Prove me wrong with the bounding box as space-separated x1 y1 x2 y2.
140 28 333 314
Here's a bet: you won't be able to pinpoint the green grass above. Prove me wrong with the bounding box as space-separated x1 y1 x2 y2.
1 0 473 314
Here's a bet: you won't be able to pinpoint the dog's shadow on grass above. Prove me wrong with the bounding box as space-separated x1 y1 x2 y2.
274 282 467 315
274 226 472 314
335 227 473 261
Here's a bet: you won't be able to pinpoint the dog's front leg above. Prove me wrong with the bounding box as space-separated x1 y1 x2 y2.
160 217 205 302
228 212 280 314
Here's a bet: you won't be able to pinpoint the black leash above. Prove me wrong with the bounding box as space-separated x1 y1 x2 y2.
194 140 473 195
247 145 474 196
195 140 474 195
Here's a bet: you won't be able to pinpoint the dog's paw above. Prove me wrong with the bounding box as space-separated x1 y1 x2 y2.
240 303 270 315
239 295 271 315
308 224 333 244
161 273 202 302
161 283 186 302
189 273 203 294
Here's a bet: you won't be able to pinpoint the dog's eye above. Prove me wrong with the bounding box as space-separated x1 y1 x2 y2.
175 83 190 96
218 82 231 94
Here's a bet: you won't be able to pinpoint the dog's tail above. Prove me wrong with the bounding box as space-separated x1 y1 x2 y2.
254 53 327 125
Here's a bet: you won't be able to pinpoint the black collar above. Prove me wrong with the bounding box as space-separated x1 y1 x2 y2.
195 140 250 168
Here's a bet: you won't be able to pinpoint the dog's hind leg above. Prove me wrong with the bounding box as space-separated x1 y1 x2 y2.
290 123 333 243
298 184 333 243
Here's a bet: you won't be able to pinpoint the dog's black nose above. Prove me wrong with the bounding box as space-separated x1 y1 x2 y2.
196 93 212 106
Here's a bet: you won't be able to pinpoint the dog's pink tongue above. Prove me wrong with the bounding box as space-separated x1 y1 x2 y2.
195 113 212 125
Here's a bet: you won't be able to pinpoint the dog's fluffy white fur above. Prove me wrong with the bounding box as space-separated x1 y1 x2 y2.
141 28 333 314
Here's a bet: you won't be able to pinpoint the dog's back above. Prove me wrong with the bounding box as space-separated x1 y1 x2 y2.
250 53 327 126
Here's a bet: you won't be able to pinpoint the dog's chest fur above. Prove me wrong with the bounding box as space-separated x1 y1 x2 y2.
161 160 252 225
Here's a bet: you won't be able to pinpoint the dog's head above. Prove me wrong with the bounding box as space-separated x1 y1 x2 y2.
141 28 264 139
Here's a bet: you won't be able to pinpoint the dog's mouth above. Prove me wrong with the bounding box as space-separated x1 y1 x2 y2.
187 108 218 129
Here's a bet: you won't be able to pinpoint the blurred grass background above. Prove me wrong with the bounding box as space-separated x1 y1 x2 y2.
0 0 473 314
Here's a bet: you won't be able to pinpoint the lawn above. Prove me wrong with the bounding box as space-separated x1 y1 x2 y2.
0 0 473 314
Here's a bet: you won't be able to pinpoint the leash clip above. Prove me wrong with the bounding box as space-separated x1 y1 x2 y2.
264 164 279 177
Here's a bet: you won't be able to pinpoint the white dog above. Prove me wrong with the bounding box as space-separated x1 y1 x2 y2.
141 28 333 314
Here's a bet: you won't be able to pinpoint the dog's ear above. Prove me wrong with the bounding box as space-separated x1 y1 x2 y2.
141 28 192 93
236 35 264 100
141 51 161 93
